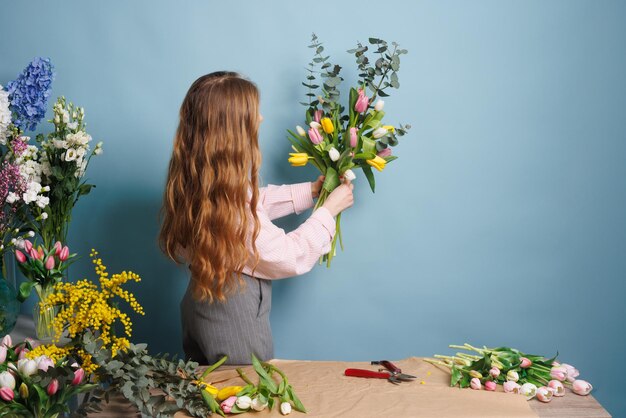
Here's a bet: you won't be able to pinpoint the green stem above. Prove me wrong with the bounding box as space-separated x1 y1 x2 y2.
236 368 255 386
201 355 228 379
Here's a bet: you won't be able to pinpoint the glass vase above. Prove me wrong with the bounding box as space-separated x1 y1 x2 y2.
33 283 57 342
0 252 20 337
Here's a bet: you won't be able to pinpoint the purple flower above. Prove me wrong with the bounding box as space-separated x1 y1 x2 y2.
6 57 55 131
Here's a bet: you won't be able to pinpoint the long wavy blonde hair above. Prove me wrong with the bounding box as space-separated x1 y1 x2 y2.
159 71 261 302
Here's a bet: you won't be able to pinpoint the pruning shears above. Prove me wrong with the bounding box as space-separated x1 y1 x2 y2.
345 360 417 385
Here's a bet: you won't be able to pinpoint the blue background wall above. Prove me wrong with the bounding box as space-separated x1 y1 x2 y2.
2 0 624 415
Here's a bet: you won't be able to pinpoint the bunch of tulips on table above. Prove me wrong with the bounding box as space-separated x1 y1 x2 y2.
425 343 593 403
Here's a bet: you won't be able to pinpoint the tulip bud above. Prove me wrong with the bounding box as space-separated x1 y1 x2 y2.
548 380 565 397
506 370 519 382
53 241 62 255
374 100 385 111
470 377 481 390
36 356 54 372
328 147 340 162
320 117 334 134
377 148 392 158
24 240 33 253
45 255 55 270
550 366 568 382
349 127 358 148
236 395 252 410
372 127 388 139
72 368 85 385
343 169 356 182
484 381 497 391
220 396 237 414
37 247 44 259
503 381 521 394
0 346 6 363
18 348 29 360
572 379 593 396
296 125 306 137
354 89 369 113
309 121 322 131
561 363 580 382
1 335 11 348
520 383 538 400
0 371 16 390
536 386 553 403
469 370 482 379
489 367 500 378
29 247 39 260
15 250 27 263
314 109 323 123
17 359 38 376
308 127 323 145
280 401 292 415
59 246 70 262
0 387 14 402
18 382 29 399
251 397 268 411
520 357 532 369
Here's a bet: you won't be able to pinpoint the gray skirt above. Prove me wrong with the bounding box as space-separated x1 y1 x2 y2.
180 273 273 365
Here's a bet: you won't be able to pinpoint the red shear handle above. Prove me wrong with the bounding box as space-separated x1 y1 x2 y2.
345 369 391 379
380 360 402 374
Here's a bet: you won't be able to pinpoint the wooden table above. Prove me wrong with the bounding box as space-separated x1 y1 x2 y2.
9 315 611 417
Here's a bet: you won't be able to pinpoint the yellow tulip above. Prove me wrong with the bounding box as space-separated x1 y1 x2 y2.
288 153 309 167
366 155 386 172
217 385 244 401
383 125 395 133
204 384 219 397
320 117 334 134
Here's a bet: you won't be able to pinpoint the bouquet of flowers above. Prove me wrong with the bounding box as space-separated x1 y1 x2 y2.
425 343 594 403
287 34 410 266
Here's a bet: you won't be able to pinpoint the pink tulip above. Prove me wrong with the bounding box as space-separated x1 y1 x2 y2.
59 246 69 262
349 127 358 148
489 367 500 378
18 348 29 360
24 240 33 253
308 127 323 145
536 386 553 403
53 241 62 256
28 248 39 260
377 148 392 158
0 387 14 401
15 250 27 263
572 379 593 396
354 89 369 113
484 381 497 391
561 363 580 382
0 346 6 363
314 109 323 123
47 378 59 396
45 256 55 270
36 356 54 372
503 381 521 394
470 378 481 390
72 368 85 386
2 335 12 348
220 396 237 414
520 357 532 369
548 380 565 397
550 366 568 381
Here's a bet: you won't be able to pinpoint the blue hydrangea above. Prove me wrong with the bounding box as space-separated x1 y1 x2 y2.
6 57 55 131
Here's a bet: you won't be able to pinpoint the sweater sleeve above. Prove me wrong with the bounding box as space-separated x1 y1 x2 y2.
242 205 336 280
258 182 315 221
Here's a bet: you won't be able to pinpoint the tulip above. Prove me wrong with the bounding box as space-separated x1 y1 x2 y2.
308 127 323 145
18 348 29 360
17 359 37 376
572 379 593 396
18 382 29 399
372 127 388 139
251 397 268 411
47 378 59 396
24 240 33 253
53 241 62 256
520 357 532 369
562 363 580 382
220 396 237 414
0 387 14 402
377 148 392 158
0 372 16 390
550 366 568 382
1 335 11 348
374 99 385 111
328 147 340 162
0 346 6 363
484 381 497 391
236 395 252 410
29 247 39 260
15 250 27 263
314 109 323 123
548 380 565 397
366 155 386 172
470 377 481 390
503 381 521 394
349 127 358 147
520 383 537 400
309 121 322 131
354 89 369 113
469 370 482 379
45 255 55 270
382 125 396 133
320 117 334 134
72 368 85 385
536 386 553 403
343 169 356 182
488 367 500 378
36 356 54 372
37 247 44 259
280 401 292 415
59 246 70 262
506 370 519 382
288 153 309 167
296 125 306 137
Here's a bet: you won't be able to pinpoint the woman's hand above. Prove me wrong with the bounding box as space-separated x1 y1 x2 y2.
322 178 354 217
311 175 325 198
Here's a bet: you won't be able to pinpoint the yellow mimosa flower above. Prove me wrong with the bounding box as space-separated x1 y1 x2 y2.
288 153 309 167
320 117 334 134
366 155 386 172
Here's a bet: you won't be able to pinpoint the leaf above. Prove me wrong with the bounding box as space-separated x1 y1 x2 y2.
450 365 463 387
18 281 35 302
287 386 307 413
78 183 95 197
361 165 376 193
251 355 278 393
322 166 340 193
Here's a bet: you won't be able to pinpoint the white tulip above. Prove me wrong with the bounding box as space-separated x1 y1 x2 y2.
0 346 6 363
17 359 38 377
506 370 519 382
328 147 340 162
520 383 537 400
280 402 292 415
251 397 267 411
0 371 15 389
374 100 385 111
1 335 11 347
296 125 306 137
372 127 388 139
235 395 252 410
343 169 356 181
309 121 322 130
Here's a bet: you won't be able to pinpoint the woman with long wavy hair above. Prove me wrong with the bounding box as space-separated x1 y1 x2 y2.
159 71 354 365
